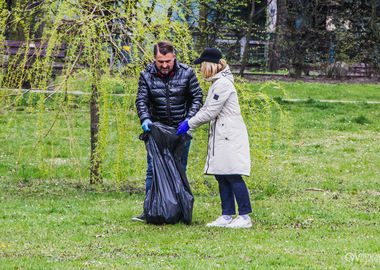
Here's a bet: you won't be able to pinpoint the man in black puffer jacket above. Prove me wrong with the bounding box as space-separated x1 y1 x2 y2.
133 41 203 221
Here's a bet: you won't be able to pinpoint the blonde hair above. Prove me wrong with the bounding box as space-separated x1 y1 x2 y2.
201 59 227 78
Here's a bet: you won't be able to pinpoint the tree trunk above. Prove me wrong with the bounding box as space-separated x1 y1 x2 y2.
90 81 101 184
6 0 26 40
291 50 304 79
239 0 255 77
369 0 380 41
196 4 208 51
267 0 280 72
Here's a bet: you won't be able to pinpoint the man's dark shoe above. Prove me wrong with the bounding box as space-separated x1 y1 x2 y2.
131 213 145 222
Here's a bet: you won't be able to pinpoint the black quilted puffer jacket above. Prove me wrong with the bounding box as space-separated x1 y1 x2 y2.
135 60 203 127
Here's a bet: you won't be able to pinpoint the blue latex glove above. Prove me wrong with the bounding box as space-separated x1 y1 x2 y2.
142 119 152 132
184 117 192 135
176 120 189 136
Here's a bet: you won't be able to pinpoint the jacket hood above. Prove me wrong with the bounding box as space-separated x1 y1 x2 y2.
205 65 234 83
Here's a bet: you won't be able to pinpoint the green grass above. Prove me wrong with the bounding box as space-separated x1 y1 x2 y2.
255 81 380 102
1 81 380 269
0 179 378 269
279 100 380 192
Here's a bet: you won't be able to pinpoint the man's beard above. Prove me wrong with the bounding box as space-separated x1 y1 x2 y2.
160 68 171 75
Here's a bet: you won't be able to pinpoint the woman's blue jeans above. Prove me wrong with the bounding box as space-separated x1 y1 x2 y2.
145 139 191 194
214 174 252 215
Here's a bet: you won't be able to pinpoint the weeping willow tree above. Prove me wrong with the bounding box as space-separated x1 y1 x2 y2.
0 0 196 184
0 0 292 191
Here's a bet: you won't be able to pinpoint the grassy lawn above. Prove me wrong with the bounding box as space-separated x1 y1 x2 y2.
257 81 380 102
0 81 379 269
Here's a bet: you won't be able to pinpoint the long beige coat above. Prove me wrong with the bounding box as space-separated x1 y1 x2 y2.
188 65 250 176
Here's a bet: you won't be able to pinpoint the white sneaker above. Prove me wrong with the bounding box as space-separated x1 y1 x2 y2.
206 216 232 227
225 215 252 228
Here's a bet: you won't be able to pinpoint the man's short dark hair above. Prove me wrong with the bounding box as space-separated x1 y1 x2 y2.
154 41 174 56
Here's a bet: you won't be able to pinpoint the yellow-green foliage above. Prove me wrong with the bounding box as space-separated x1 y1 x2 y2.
237 80 292 188
0 0 196 182
0 0 292 191
186 79 292 192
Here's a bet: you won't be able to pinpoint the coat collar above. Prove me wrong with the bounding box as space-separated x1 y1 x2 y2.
205 65 234 83
151 59 180 77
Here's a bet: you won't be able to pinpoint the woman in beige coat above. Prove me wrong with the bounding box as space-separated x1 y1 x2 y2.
177 48 252 228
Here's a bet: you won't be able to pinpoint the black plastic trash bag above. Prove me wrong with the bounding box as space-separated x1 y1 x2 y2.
140 122 194 225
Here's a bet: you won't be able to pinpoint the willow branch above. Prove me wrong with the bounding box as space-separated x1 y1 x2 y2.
99 5 122 55
44 44 83 102
0 89 31 110
32 95 64 154
118 25 152 62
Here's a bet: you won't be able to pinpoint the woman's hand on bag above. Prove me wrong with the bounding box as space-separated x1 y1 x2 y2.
176 120 189 135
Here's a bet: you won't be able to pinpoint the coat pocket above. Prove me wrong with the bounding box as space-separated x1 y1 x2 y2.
216 120 229 140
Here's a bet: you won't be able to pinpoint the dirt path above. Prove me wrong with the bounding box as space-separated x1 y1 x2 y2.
283 98 380 104
241 73 380 84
